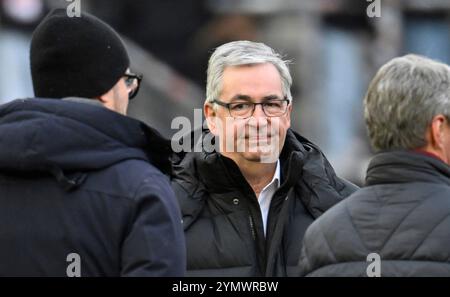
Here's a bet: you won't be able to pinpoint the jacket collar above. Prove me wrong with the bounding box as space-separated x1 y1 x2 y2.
366 150 450 186
173 128 357 218
61 96 105 108
174 129 305 196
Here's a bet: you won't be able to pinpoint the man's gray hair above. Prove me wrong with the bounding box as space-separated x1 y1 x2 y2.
364 54 450 151
206 40 292 104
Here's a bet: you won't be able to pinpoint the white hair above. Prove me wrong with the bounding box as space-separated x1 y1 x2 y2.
205 40 292 104
364 54 450 151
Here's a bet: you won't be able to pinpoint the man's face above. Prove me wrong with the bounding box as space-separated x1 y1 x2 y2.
206 63 292 164
99 73 130 115
113 71 132 115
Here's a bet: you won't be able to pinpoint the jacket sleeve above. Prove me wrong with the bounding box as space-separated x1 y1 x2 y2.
120 174 186 276
335 176 359 197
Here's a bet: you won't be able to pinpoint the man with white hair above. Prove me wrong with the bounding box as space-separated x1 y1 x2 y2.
298 54 450 276
172 40 357 276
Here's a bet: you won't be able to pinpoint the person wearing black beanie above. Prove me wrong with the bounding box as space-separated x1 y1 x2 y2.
30 8 142 115
0 9 186 276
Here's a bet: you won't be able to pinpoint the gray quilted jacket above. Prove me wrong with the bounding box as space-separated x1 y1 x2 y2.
298 150 450 276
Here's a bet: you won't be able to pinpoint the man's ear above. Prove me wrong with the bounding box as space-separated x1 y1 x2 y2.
204 102 218 135
285 102 293 128
429 114 447 150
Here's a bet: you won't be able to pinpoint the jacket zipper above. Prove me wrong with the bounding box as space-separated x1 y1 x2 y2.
248 214 256 241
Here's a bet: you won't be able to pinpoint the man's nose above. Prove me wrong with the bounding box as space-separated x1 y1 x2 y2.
252 104 266 118
248 104 269 128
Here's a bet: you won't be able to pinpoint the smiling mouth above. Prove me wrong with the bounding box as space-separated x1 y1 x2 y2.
245 134 273 139
245 137 272 143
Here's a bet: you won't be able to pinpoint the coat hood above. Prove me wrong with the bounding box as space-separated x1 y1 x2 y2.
0 98 172 188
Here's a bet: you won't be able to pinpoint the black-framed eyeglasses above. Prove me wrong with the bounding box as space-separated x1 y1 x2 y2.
211 98 290 119
123 72 143 100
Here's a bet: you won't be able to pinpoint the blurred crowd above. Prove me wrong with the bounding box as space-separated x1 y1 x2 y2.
1 0 449 185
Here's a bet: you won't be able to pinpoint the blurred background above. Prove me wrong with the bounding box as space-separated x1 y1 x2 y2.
1 0 449 185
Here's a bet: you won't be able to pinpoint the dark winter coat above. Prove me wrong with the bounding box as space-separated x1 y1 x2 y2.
298 151 450 276
0 98 186 276
172 128 357 277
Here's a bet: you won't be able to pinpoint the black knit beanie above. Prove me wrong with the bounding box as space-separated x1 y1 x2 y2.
30 9 130 99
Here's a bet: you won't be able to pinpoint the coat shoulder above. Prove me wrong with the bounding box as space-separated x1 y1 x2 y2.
81 159 172 201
